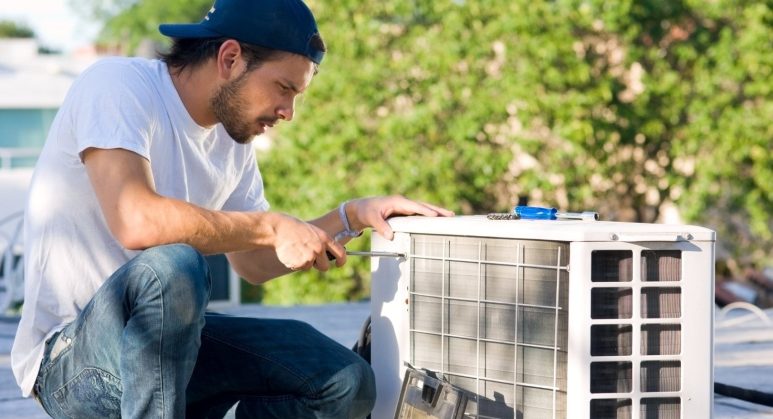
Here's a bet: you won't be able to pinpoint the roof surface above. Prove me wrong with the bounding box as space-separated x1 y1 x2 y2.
2 302 772 418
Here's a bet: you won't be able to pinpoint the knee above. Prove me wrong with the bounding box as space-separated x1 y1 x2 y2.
324 357 376 418
137 244 211 312
350 361 377 418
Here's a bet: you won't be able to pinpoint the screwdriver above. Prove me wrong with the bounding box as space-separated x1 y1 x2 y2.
327 250 406 261
514 206 599 221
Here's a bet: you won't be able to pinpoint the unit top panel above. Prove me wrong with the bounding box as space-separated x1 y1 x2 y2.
387 216 715 242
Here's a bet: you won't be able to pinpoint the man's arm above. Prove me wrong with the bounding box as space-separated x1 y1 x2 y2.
83 147 346 270
227 195 454 284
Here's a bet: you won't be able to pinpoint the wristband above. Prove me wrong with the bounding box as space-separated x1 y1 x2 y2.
334 201 362 242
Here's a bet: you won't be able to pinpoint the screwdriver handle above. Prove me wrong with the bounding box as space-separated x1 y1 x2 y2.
514 206 558 220
513 206 599 221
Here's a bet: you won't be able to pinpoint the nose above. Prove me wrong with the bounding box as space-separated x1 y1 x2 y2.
276 97 296 122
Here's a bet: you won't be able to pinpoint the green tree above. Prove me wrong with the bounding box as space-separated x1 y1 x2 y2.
0 20 34 38
71 0 212 51
262 0 771 301
73 0 772 303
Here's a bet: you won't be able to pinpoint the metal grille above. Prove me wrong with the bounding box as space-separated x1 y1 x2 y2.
409 235 569 419
589 250 683 418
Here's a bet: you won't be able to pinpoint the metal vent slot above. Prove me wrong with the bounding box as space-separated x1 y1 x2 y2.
411 295 441 334
590 362 633 393
522 267 562 306
412 332 441 372
640 397 681 419
591 325 633 356
482 302 516 342
589 398 632 419
519 306 564 347
412 258 443 295
483 341 515 382
641 324 681 355
409 235 569 419
641 287 681 319
592 251 633 282
446 299 478 338
641 361 681 392
516 385 562 419
482 264 519 303
447 336 477 376
641 251 682 282
591 288 633 319
448 261 478 299
518 346 568 388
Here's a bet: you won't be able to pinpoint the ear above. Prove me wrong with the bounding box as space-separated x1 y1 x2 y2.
216 39 245 80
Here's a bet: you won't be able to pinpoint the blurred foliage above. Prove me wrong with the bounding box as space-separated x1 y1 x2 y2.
77 0 771 304
0 20 35 38
71 0 212 51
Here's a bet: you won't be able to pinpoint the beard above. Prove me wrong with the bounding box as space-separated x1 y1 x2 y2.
210 72 277 144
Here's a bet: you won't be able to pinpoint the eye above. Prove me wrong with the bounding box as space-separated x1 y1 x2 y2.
278 83 292 94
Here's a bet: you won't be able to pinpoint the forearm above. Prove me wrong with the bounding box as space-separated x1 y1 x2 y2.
227 248 288 284
83 147 282 254
115 193 280 254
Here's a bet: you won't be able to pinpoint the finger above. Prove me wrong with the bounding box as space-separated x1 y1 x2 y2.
292 260 313 272
313 253 331 272
281 254 308 272
326 239 347 267
416 201 455 217
391 199 450 217
371 217 394 240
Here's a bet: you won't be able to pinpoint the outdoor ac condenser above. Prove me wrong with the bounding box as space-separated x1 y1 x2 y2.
370 216 715 419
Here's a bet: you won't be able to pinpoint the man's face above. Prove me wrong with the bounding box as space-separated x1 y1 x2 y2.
210 52 315 144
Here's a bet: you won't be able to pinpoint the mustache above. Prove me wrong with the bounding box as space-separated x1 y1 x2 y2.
257 117 279 127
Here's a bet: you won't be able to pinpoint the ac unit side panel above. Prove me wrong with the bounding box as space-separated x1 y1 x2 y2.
679 240 714 418
370 231 411 419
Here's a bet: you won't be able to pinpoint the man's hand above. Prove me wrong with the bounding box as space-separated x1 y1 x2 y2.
272 213 346 272
346 195 454 240
228 196 451 283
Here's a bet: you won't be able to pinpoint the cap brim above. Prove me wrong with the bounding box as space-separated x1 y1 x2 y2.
159 23 224 39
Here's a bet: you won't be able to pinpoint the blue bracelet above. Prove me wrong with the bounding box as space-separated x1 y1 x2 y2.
334 201 362 242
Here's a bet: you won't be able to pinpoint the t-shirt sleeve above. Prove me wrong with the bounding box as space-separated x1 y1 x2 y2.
67 60 155 161
221 150 270 212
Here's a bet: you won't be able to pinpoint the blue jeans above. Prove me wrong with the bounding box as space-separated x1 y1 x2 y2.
33 244 376 418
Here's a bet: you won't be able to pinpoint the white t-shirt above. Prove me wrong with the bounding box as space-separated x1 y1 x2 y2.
11 57 270 397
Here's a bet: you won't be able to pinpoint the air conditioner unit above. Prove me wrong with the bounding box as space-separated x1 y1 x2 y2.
370 216 715 419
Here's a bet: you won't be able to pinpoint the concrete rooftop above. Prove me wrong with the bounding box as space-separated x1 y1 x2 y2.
2 302 773 418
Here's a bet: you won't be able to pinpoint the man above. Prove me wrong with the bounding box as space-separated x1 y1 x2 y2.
11 0 453 417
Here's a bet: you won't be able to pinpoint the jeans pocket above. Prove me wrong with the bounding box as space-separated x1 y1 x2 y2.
53 368 122 419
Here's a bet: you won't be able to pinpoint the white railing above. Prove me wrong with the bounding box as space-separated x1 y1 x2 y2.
0 211 24 313
0 147 41 170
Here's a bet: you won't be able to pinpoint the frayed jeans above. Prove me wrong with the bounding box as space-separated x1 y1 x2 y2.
33 244 376 418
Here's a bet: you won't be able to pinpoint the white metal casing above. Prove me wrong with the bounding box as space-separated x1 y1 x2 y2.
370 216 715 419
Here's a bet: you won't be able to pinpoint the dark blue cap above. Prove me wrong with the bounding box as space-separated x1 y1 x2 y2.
159 0 324 64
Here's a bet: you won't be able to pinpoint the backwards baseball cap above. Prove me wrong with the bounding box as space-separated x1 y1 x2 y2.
159 0 324 64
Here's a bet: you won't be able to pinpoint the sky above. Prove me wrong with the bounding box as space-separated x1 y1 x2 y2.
0 0 100 52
